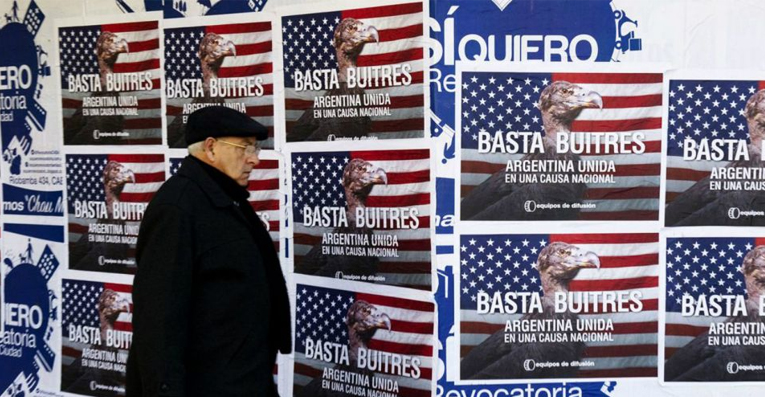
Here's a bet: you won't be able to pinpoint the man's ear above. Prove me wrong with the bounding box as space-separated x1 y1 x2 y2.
203 137 216 162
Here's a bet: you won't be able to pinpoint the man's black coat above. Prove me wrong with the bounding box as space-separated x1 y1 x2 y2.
126 156 290 397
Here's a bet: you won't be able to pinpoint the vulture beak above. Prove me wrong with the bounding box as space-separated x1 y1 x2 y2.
360 24 380 43
223 40 237 57
366 167 388 186
568 248 600 269
117 297 132 314
122 169 136 184
118 38 129 54
372 312 392 331
578 251 601 269
578 90 603 110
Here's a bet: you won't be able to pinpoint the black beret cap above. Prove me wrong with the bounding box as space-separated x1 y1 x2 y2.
185 105 268 145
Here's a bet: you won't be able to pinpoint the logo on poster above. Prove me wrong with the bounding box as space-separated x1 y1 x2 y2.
0 233 60 394
0 0 49 176
728 207 765 220
523 359 535 371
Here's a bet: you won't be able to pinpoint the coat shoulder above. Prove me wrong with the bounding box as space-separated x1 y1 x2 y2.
146 174 208 214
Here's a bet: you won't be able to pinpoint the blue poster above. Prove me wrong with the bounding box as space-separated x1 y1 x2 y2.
1 223 64 395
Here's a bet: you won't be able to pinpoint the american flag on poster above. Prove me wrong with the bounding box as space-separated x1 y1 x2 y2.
460 72 663 220
459 233 659 378
169 156 280 250
663 237 764 359
164 21 275 148
66 153 165 273
665 80 763 203
291 149 431 289
293 284 434 397
59 21 162 145
282 2 425 141
61 280 132 388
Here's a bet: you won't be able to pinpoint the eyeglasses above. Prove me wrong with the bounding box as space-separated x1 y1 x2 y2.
217 139 261 156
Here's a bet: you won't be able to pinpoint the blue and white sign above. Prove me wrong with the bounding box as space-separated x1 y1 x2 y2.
0 223 64 395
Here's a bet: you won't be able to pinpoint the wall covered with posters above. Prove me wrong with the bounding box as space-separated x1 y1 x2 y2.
2 0 765 396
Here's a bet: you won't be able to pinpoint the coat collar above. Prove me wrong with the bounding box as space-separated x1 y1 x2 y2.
177 155 243 208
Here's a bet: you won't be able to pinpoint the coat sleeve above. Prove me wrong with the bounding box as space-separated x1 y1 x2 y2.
129 204 195 397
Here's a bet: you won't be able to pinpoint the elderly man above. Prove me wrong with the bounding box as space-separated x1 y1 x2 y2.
126 106 290 396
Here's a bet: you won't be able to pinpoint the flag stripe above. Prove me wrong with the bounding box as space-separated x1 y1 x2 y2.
571 118 662 133
342 2 423 19
604 94 663 109
127 38 159 53
207 22 271 34
217 62 273 78
103 21 157 33
553 73 663 84
358 48 422 67
357 293 434 312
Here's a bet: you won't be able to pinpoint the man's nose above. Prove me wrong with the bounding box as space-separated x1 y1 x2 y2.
246 154 260 167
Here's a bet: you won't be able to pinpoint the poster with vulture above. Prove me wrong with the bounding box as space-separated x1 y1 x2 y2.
57 14 164 145
292 278 434 397
167 151 283 254
60 279 132 395
663 236 765 382
664 74 765 226
288 142 432 290
65 152 165 274
457 231 659 380
277 0 425 143
457 64 663 221
163 13 279 149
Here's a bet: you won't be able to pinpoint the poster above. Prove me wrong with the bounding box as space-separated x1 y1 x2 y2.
60 279 132 396
663 236 765 382
66 152 165 274
664 76 765 226
279 0 425 142
164 14 278 149
168 151 282 252
458 231 658 380
292 279 434 397
458 64 663 221
0 223 63 396
58 15 163 145
289 143 432 290
0 0 68 205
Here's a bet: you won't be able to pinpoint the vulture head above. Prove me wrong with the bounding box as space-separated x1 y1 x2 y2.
539 81 603 142
98 289 131 332
346 300 391 363
95 32 129 72
198 32 237 80
342 159 387 210
741 245 765 307
745 89 765 150
334 18 379 74
103 160 135 200
537 242 600 294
